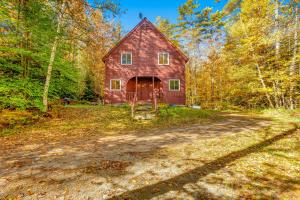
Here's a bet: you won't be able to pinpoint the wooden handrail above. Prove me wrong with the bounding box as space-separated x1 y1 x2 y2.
128 92 137 118
127 91 164 117
126 92 137 102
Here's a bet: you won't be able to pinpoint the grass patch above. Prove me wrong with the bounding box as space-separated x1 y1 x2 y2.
156 106 217 127
260 108 300 123
0 105 219 137
0 109 41 133
242 108 300 124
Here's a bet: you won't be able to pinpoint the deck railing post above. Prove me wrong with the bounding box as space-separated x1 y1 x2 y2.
152 76 155 109
135 76 138 101
154 93 157 111
129 76 138 118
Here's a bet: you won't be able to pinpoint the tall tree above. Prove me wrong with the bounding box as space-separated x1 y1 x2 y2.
289 0 299 109
177 0 224 105
175 0 299 109
41 0 120 111
155 16 180 46
0 0 120 110
42 0 66 112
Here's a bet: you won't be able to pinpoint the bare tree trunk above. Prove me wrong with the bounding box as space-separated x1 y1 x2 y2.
210 58 215 107
42 1 66 112
17 0 30 78
240 16 275 108
273 0 281 108
275 0 280 57
255 63 274 108
289 4 298 110
219 67 223 104
272 82 280 107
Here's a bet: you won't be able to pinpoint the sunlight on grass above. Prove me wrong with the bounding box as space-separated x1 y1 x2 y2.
156 106 218 127
55 105 219 134
246 108 300 123
162 120 299 199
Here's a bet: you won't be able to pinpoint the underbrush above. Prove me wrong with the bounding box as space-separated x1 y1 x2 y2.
0 109 41 130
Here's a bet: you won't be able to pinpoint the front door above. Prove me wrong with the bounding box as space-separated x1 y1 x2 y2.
137 78 152 101
126 77 162 102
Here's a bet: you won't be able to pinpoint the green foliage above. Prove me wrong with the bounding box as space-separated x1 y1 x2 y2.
0 78 43 110
178 0 224 42
155 17 180 47
0 0 75 110
158 106 214 118
82 75 99 101
0 0 120 110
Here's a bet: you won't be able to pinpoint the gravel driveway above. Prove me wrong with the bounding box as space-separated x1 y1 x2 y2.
2 112 298 200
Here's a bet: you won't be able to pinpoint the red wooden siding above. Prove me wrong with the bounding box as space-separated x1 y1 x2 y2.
103 18 189 105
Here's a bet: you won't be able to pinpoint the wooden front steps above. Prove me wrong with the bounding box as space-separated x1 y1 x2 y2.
133 103 156 120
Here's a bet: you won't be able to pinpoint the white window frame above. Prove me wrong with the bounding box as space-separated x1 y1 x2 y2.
121 52 132 65
169 79 180 91
110 79 122 91
158 52 169 65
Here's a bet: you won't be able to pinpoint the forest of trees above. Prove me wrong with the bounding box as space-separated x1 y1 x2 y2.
156 0 299 110
1 0 299 111
0 0 121 111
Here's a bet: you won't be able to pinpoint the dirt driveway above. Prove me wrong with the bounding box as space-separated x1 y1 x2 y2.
1 112 299 200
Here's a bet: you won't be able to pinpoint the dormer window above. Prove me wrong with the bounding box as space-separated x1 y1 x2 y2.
121 52 132 65
158 52 169 65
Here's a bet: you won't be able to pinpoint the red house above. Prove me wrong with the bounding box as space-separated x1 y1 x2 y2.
102 18 189 105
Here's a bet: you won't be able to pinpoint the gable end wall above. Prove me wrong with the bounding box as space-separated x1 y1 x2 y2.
104 19 188 105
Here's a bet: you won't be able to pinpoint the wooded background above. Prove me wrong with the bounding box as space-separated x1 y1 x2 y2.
0 0 299 111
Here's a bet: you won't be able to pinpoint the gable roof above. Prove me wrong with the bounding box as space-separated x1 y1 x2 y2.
102 18 189 63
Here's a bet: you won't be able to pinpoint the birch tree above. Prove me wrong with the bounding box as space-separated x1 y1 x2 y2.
289 1 299 109
42 0 66 112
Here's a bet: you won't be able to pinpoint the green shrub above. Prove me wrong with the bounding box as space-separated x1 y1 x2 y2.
0 78 43 110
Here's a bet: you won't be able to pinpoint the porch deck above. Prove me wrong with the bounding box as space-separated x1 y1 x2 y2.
126 76 164 104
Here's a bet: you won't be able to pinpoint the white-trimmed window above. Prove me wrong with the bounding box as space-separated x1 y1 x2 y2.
110 79 121 91
158 52 169 65
121 52 132 65
169 79 180 91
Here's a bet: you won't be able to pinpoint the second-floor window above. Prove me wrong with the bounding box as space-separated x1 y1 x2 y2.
158 52 169 65
121 52 132 65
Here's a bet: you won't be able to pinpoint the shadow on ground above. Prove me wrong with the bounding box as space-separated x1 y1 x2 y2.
107 126 299 200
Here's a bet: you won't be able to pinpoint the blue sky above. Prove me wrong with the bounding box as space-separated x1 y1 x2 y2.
118 0 228 32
